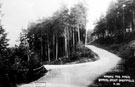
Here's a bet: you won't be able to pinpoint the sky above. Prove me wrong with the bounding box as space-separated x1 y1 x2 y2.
1 0 115 47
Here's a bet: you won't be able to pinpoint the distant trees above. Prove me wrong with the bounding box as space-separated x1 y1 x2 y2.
0 4 9 69
91 0 135 44
0 25 8 55
70 3 87 45
0 4 16 87
0 8 8 55
20 3 87 62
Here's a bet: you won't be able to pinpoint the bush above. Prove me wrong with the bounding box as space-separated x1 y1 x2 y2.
44 44 99 65
71 45 99 62
1 47 48 84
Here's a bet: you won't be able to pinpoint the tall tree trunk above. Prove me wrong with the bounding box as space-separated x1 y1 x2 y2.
85 29 87 45
53 35 55 60
65 27 68 58
77 26 81 44
41 37 43 62
67 27 70 58
44 42 47 60
56 33 58 60
133 9 135 32
47 35 50 62
73 29 75 50
48 43 50 62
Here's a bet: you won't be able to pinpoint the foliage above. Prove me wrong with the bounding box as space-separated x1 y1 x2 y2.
91 0 135 44
5 46 47 84
44 46 98 65
0 2 90 86
20 3 87 62
0 4 16 87
90 0 135 68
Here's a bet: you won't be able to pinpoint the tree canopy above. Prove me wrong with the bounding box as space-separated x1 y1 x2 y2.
91 0 135 44
19 3 87 62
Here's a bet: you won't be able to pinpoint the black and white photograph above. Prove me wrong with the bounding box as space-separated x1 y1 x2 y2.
0 0 135 87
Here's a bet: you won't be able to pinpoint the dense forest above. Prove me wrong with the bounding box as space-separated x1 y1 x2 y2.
2 0 135 86
91 0 135 44
90 0 135 86
91 0 135 57
19 3 87 63
90 0 135 67
0 2 97 87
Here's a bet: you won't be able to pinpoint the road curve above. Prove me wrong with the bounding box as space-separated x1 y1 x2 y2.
18 45 121 87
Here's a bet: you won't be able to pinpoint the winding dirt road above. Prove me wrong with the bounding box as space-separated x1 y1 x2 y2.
18 45 121 87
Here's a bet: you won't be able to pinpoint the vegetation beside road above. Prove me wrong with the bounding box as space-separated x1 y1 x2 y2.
44 46 98 65
0 2 99 87
90 34 135 87
89 0 135 86
90 0 135 73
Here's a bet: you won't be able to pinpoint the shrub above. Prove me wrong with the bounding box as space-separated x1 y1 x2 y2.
2 47 48 84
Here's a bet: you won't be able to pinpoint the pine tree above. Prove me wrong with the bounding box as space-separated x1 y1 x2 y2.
0 4 8 55
0 26 9 54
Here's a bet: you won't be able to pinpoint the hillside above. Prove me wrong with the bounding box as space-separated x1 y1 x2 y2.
18 45 121 87
90 32 135 86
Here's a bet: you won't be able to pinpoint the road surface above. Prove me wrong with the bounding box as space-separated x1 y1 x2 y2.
18 45 121 87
